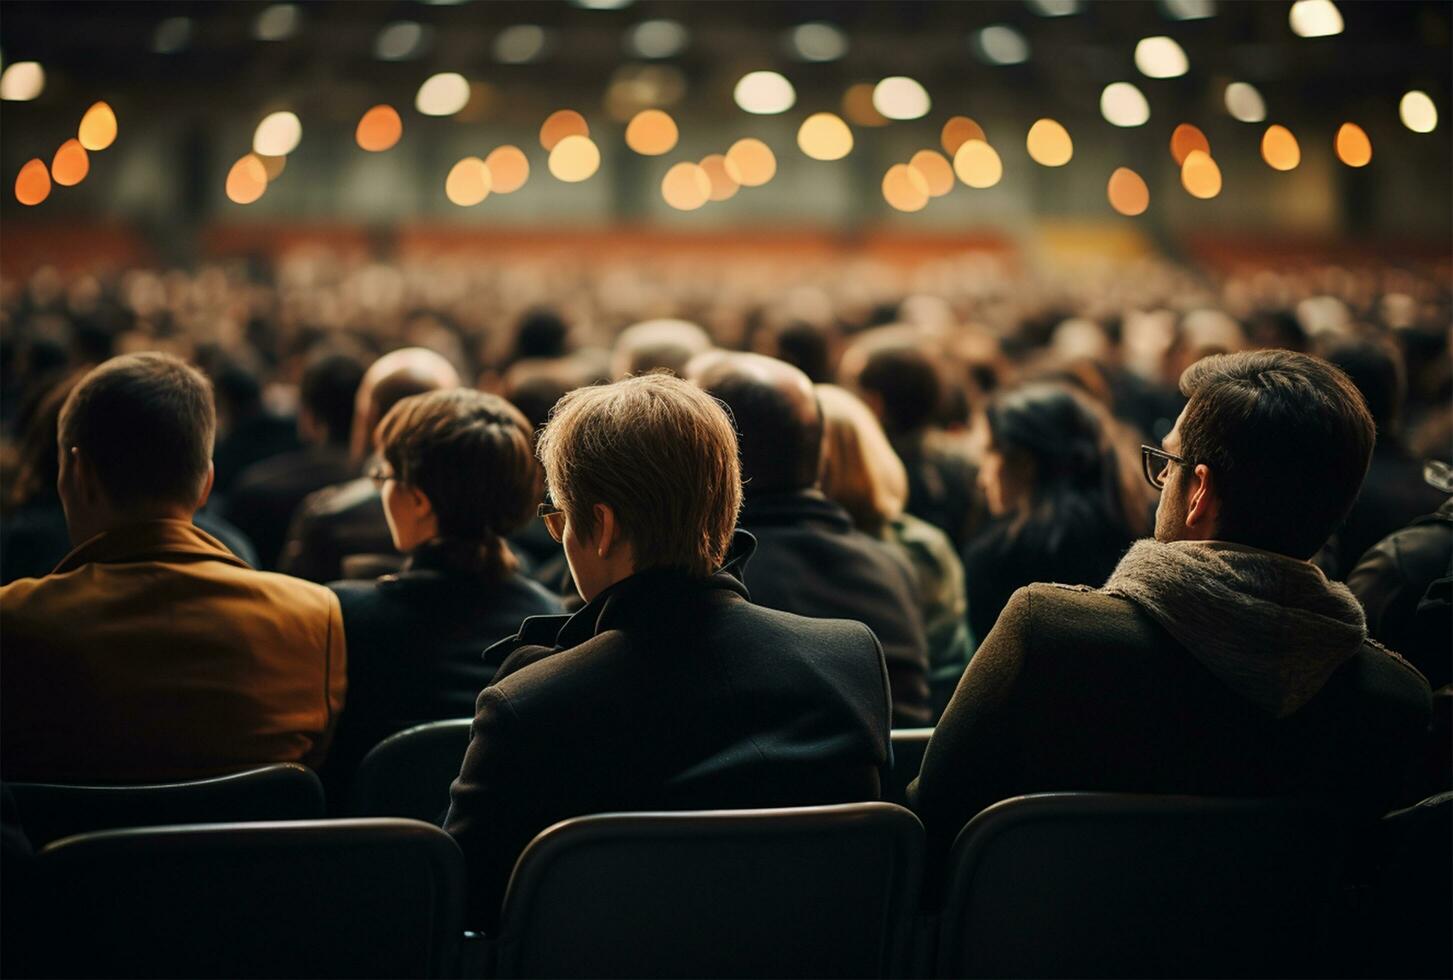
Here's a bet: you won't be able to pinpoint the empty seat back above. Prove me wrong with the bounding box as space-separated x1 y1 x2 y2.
885 727 933 807
495 802 924 979
38 818 464 979
348 719 471 821
8 763 324 847
938 793 1350 979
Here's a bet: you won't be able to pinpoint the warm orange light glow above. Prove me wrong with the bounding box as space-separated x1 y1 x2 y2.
78 101 118 151
225 154 268 205
1107 167 1150 215
723 138 776 186
625 109 678 156
883 163 930 212
50 139 90 186
797 112 853 161
14 158 51 206
485 145 530 192
356 105 403 152
699 154 739 201
1261 124 1300 171
1025 118 1073 167
953 139 1002 188
1181 150 1222 198
842 83 890 127
662 161 711 210
1334 122 1372 167
547 134 600 182
1169 123 1210 165
941 116 987 156
540 109 589 151
445 157 492 206
908 149 954 197
257 154 287 181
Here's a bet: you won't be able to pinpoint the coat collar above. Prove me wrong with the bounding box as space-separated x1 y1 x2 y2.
738 488 854 533
52 519 250 575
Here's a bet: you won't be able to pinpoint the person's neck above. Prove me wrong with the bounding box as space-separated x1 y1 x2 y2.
67 505 195 548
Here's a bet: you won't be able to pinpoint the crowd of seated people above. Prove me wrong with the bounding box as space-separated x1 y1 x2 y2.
0 248 1448 941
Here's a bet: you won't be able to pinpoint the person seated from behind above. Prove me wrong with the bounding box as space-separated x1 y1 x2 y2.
610 318 712 378
910 351 1432 865
687 351 932 727
325 390 562 787
963 382 1140 644
0 353 345 782
445 374 891 928
818 383 973 720
280 347 459 583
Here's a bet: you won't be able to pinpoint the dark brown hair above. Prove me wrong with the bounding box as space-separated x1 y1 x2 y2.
1177 349 1375 559
58 353 215 510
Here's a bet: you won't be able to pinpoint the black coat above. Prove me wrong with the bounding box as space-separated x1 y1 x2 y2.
444 533 892 928
735 490 932 727
326 541 563 791
1319 442 1448 579
226 446 356 570
279 477 397 583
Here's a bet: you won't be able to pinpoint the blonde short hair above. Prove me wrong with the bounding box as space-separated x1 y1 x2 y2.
816 384 909 536
536 373 742 577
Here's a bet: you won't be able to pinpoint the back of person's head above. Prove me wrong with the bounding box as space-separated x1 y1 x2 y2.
816 384 908 536
512 307 571 363
1177 349 1374 559
841 334 942 437
351 347 461 461
611 318 712 379
502 355 610 431
300 351 365 447
375 389 538 560
58 352 215 511
536 373 741 577
1316 335 1404 439
209 355 264 430
6 371 82 512
769 320 833 383
687 351 822 496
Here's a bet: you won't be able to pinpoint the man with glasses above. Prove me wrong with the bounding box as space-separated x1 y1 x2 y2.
910 350 1431 865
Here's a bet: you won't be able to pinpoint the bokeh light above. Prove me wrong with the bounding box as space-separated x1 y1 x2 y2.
974 25 1030 66
152 17 193 55
78 102 119 151
416 73 471 116
485 145 530 193
225 154 268 204
51 140 90 187
698 154 739 201
909 149 954 197
1107 167 1150 215
1224 82 1267 123
734 71 795 115
1399 91 1438 133
625 109 679 155
1134 36 1189 78
1261 124 1301 170
15 159 51 205
953 139 1003 188
445 157 492 206
842 83 890 127
941 116 987 155
1169 123 1210 165
253 111 302 156
257 154 287 181
1101 83 1150 127
1289 0 1343 38
1026 118 1073 166
548 134 601 181
723 138 776 186
356 105 403 152
1027 0 1082 14
540 109 590 151
494 25 548 64
254 4 301 42
789 23 849 62
375 21 428 61
626 20 689 59
797 112 853 161
1180 149 1222 198
872 76 931 121
0 62 45 101
883 163 930 212
1334 123 1372 167
661 161 711 210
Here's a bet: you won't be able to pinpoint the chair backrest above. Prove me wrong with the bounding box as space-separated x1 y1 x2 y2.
348 718 472 821
8 763 324 847
38 818 464 979
885 727 933 807
1361 790 1453 978
494 802 924 979
938 793 1352 979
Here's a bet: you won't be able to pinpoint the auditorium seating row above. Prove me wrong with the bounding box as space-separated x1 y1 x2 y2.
6 726 1449 979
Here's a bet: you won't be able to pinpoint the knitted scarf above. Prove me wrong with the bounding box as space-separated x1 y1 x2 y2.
1102 539 1367 717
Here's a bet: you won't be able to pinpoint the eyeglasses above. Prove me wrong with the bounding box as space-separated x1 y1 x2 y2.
1140 444 1188 491
366 463 396 488
538 501 566 543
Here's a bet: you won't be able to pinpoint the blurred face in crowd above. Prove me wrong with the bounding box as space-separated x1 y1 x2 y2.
971 413 1028 517
374 463 437 553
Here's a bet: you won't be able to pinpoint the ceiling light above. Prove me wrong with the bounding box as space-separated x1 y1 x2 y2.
1289 0 1343 38
873 76 930 121
1100 82 1150 127
1134 36 1188 78
734 71 795 115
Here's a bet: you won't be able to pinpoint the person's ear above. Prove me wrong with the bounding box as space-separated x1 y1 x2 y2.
194 462 215 511
64 446 101 506
409 484 434 518
591 502 618 558
1185 463 1219 531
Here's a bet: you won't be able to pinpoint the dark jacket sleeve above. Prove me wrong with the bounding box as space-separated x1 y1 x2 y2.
907 586 1032 862
277 493 338 584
